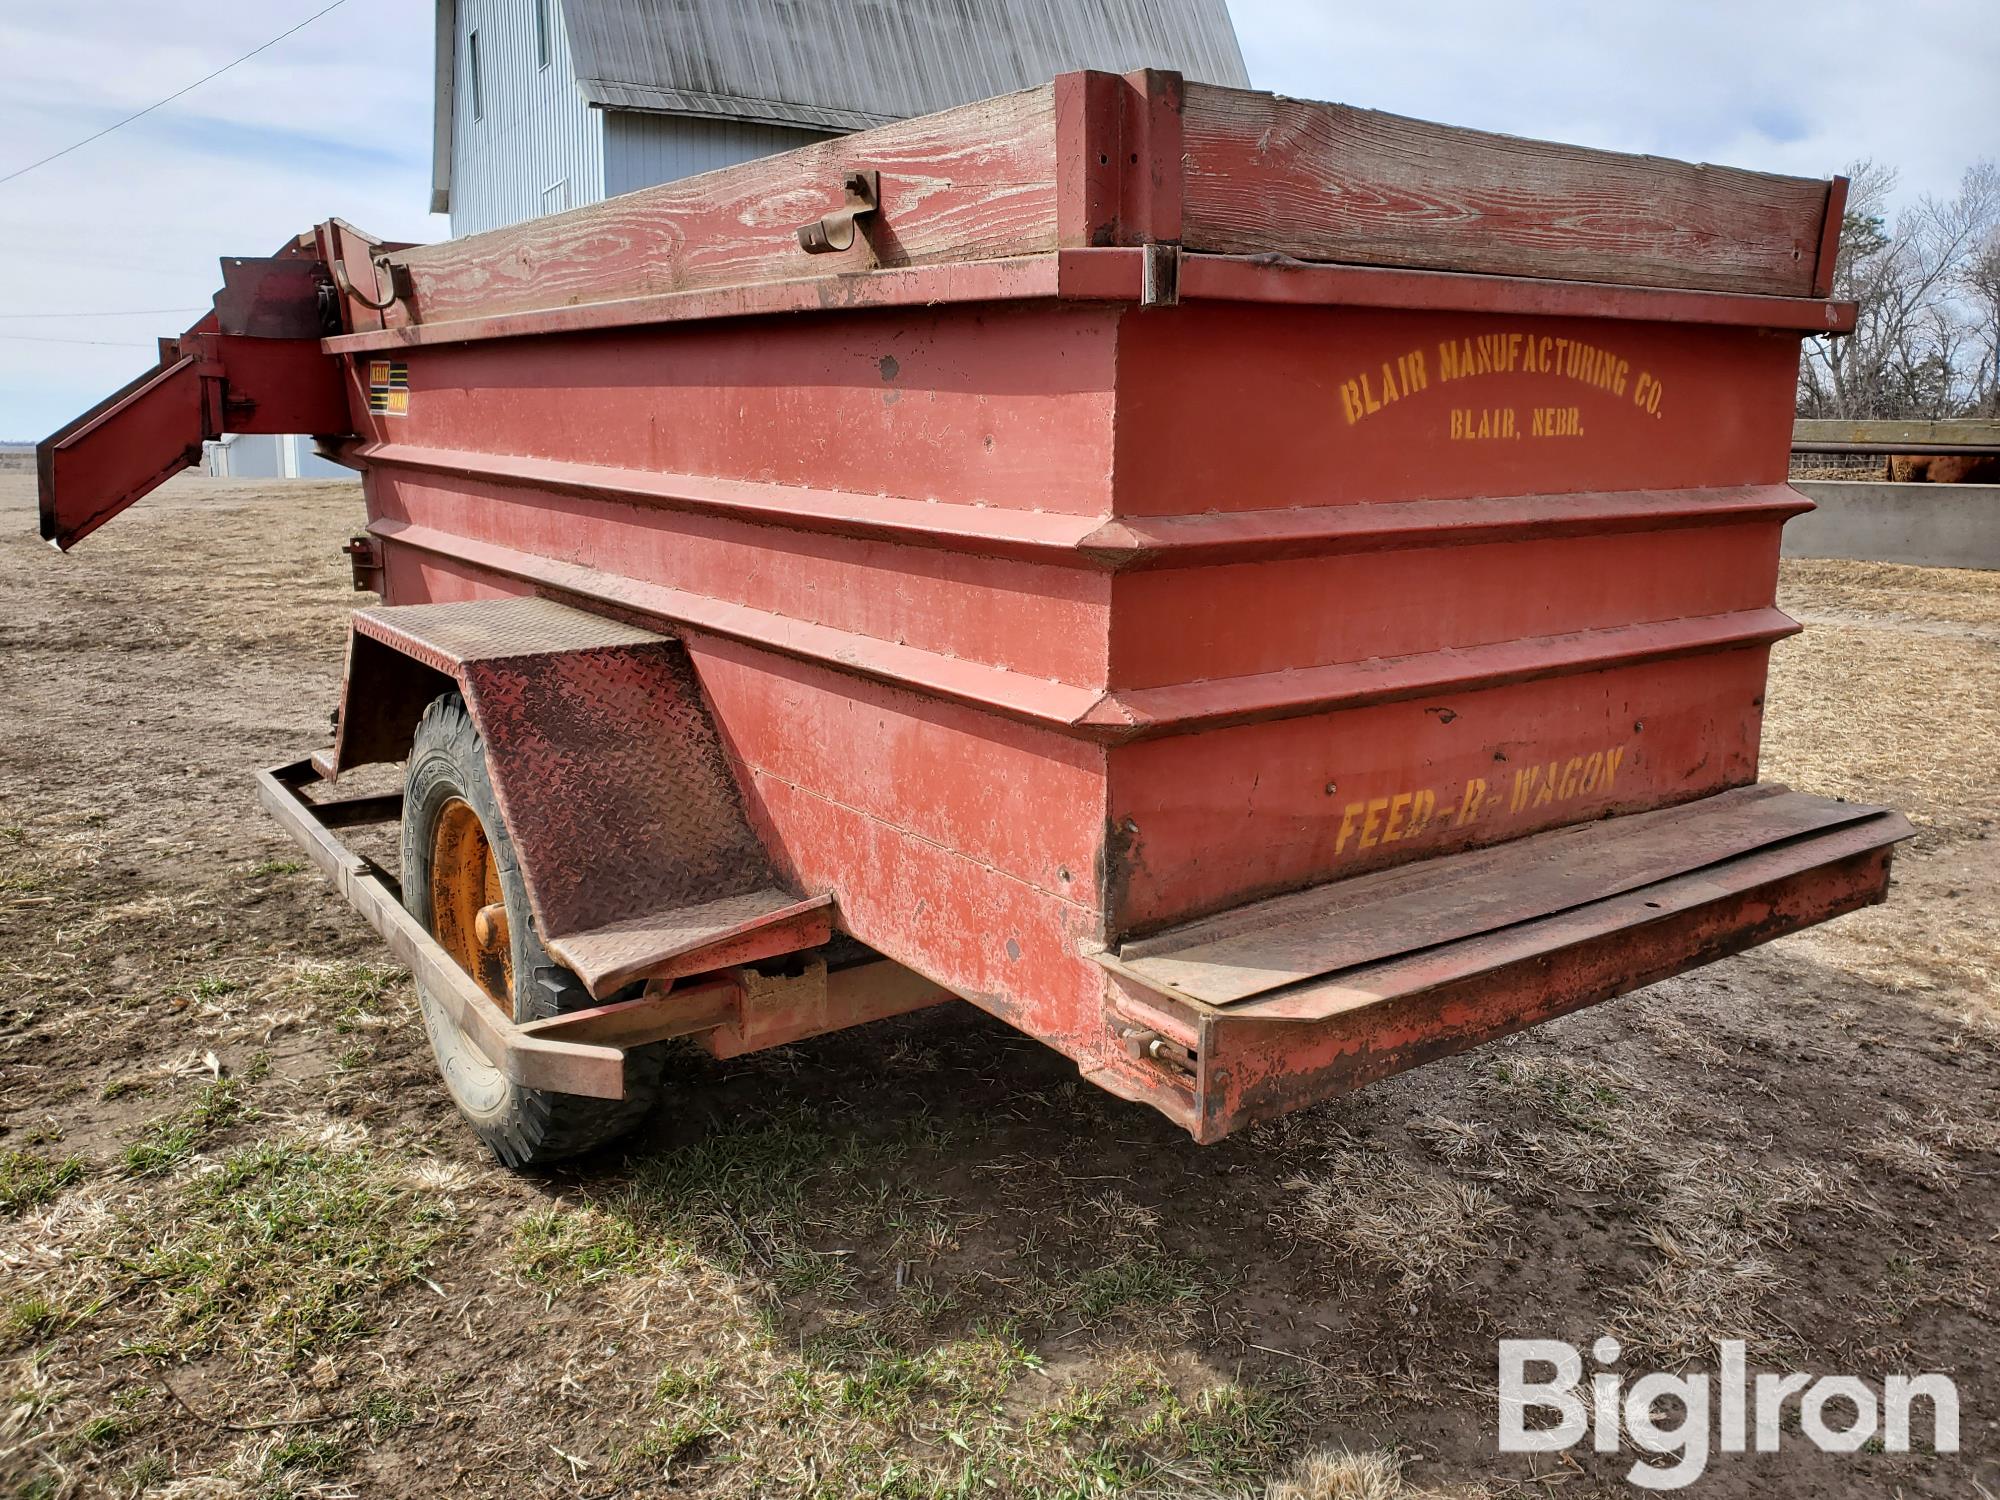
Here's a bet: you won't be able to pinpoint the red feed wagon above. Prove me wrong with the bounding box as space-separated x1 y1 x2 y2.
40 72 1909 1165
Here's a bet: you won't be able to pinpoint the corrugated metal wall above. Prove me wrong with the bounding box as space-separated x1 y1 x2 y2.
563 0 1249 127
450 0 604 236
603 114 829 198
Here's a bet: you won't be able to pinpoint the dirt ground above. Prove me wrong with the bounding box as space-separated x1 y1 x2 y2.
2 473 1996 1499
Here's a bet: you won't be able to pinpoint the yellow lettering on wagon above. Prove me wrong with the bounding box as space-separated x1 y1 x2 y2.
1332 743 1634 861
1508 742 1628 814
1334 328 1667 433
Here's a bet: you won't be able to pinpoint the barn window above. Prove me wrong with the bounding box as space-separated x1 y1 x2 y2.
469 28 485 122
536 0 552 69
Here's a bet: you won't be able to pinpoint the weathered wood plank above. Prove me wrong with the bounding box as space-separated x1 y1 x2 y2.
389 86 1061 326
1177 82 1834 297
1120 786 1877 1004
1793 418 2000 449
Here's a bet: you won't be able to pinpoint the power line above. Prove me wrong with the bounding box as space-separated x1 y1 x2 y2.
0 0 349 188
0 333 156 347
0 307 204 320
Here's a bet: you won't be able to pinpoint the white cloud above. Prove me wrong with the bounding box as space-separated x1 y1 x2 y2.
4 0 1995 439
0 0 439 440
1232 0 1997 201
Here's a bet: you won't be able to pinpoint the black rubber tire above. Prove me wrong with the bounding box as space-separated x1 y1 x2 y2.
401 693 662 1167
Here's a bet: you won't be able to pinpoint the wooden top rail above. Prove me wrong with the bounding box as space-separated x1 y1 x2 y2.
334 71 1846 339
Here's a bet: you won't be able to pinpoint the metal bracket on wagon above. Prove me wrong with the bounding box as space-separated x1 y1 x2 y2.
796 170 880 254
256 760 951 1096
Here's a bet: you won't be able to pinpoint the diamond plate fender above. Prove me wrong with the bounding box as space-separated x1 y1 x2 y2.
328 597 826 997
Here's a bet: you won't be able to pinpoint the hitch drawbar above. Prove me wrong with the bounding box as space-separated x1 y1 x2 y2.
254 761 949 1096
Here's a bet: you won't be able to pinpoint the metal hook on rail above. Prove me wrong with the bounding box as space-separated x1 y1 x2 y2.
796 171 880 255
333 253 411 312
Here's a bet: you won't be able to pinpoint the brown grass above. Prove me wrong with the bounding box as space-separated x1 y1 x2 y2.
1 478 1994 1497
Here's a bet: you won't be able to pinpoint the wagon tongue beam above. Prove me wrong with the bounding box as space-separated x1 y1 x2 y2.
37 240 354 551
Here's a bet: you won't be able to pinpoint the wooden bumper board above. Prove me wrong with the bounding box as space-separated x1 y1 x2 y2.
1095 786 1913 1141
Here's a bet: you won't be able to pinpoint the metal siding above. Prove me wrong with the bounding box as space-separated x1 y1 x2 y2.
559 0 1250 131
602 113 829 198
452 0 605 236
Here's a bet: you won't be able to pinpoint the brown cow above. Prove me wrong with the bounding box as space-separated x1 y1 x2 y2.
1885 454 2000 483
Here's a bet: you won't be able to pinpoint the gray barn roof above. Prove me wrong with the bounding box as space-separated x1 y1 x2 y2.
562 0 1249 132
432 0 1248 210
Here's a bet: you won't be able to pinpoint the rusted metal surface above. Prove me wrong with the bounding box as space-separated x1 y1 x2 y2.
258 759 922 1085
1111 786 1889 1005
796 170 879 254
334 598 827 999
48 71 1904 1144
1174 818 1909 1141
702 958 955 1059
214 255 333 340
254 761 628 1099
343 535 383 593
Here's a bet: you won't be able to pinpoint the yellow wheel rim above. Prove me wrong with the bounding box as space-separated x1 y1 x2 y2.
429 797 513 1016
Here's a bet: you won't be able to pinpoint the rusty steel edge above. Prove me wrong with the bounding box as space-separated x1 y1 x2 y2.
353 440 1814 571
369 519 1801 742
253 761 631 1100
318 248 1857 356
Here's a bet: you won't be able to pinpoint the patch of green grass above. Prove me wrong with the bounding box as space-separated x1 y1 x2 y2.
260 1431 346 1497
75 1413 124 1446
630 1364 737 1471
333 1046 368 1072
120 1141 451 1367
119 1455 173 1492
101 1077 143 1102
123 1079 243 1176
188 976 241 1001
359 1387 418 1439
1055 1251 1205 1323
513 1203 653 1285
3 1296 63 1347
251 859 307 877
304 963 405 1034
1491 1057 1629 1138
0 1149 88 1215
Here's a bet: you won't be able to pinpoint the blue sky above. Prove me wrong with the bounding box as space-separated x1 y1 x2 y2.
2 0 1995 439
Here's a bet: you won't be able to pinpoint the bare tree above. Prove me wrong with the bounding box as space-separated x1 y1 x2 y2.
1799 160 2000 419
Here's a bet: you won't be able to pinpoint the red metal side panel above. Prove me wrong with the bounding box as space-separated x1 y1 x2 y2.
1112 304 1802 515
211 336 348 436
368 468 1110 687
1104 646 1776 934
38 357 206 550
345 303 1119 517
1108 519 1790 687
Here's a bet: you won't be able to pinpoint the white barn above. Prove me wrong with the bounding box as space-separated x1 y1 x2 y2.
431 0 1250 237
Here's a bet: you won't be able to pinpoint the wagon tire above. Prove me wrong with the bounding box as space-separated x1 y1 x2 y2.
401 692 663 1167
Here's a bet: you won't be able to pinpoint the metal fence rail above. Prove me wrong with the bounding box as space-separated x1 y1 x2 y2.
1793 418 2000 456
